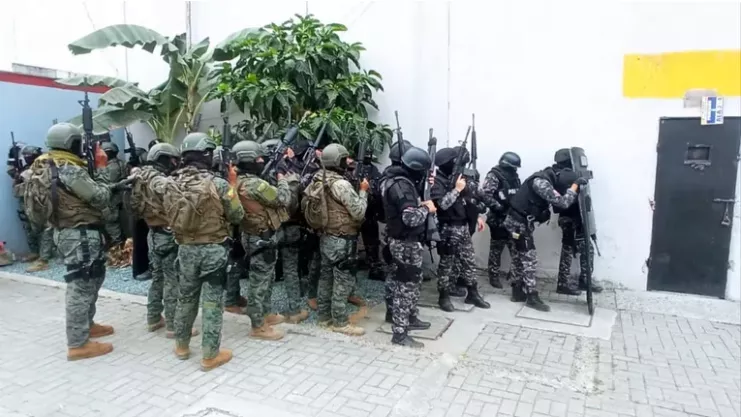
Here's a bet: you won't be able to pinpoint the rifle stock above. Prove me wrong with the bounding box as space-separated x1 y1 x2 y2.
424 129 441 243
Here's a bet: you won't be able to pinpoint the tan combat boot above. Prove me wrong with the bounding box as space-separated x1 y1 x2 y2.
174 342 190 360
265 313 286 326
237 296 248 307
249 324 284 341
21 253 39 263
224 306 245 315
317 320 333 329
307 298 318 310
286 310 310 324
349 306 369 324
166 328 200 339
67 341 113 361
201 349 233 372
89 323 115 338
347 295 366 307
332 323 365 336
26 259 49 273
148 316 165 332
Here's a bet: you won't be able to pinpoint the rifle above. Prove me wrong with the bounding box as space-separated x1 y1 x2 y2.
78 92 96 177
220 102 234 180
9 132 23 177
261 111 310 179
464 114 479 181
300 121 329 176
123 129 141 167
450 126 471 189
424 129 441 245
348 138 370 276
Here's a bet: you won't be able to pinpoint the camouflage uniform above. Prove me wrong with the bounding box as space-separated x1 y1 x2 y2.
557 216 595 288
172 134 244 366
505 177 577 302
275 172 304 317
432 183 476 292
311 147 368 333
96 149 126 244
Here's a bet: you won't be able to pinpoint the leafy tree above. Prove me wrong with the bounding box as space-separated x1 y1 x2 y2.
212 15 392 154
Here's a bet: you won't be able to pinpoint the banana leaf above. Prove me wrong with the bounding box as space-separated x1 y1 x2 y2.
56 75 136 89
66 106 152 134
68 24 169 55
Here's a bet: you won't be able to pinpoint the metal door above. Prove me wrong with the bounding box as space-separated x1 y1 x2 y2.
648 117 740 298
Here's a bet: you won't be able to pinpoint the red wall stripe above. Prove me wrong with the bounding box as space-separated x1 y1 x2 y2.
0 71 110 94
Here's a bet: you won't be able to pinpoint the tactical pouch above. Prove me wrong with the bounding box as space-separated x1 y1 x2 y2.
491 225 510 240
513 233 535 252
63 263 88 283
392 261 421 283
437 241 452 256
90 259 106 279
205 268 227 288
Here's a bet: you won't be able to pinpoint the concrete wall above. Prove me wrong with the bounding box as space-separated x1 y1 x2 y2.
2 1 739 298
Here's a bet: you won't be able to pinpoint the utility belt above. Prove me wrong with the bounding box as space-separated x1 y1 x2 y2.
63 226 106 283
509 208 536 226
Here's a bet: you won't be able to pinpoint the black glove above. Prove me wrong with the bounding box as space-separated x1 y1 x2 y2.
110 177 136 192
574 177 589 187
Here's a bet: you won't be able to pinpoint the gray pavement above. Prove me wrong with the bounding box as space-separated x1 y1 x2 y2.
0 273 739 417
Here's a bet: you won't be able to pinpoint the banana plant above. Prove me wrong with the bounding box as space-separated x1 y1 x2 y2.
59 24 221 142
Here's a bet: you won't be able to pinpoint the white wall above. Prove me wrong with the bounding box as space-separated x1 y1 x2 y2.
3 1 740 298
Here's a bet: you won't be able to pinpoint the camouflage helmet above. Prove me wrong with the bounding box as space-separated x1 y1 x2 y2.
20 145 43 158
321 143 350 168
148 143 180 162
212 146 223 167
45 123 82 151
232 141 263 163
180 132 216 155
101 141 119 154
261 138 280 155
135 147 148 163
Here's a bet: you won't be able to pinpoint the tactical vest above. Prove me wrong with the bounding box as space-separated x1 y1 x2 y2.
324 171 362 236
168 167 229 245
382 172 424 241
509 167 557 223
237 174 289 235
130 166 169 227
551 167 580 218
34 154 103 229
434 172 467 226
489 166 521 215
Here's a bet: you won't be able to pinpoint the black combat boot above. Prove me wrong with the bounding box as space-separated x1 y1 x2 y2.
556 282 582 296
438 291 454 312
408 315 431 331
510 282 527 302
368 268 386 282
465 285 491 309
134 271 152 281
579 279 603 293
385 308 393 323
391 332 424 348
489 273 503 289
525 291 551 312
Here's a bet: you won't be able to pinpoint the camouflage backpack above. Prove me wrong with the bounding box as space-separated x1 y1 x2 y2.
22 159 55 226
129 167 169 226
162 168 223 239
301 171 333 231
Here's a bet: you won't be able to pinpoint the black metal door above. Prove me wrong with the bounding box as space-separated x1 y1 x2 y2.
648 117 740 298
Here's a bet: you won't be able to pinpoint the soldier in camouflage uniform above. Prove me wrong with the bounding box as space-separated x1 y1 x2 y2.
298 148 323 310
551 149 604 295
307 144 369 336
212 146 248 314
171 133 244 371
505 158 586 312
381 146 434 348
232 141 293 340
26 123 130 360
130 143 198 339
478 152 522 290
7 143 54 271
96 142 127 245
431 148 490 312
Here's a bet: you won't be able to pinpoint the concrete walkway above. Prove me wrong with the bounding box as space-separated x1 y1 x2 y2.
0 272 738 417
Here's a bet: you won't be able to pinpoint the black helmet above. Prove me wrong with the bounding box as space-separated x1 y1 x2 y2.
452 146 471 166
554 148 571 165
434 148 458 166
389 140 412 163
498 152 521 169
401 147 432 172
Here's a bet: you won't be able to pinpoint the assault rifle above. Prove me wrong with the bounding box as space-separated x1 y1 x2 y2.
78 92 96 177
300 121 329 176
261 111 310 179
123 129 141 167
450 126 471 190
424 129 441 245
464 114 479 182
8 132 23 178
348 138 371 276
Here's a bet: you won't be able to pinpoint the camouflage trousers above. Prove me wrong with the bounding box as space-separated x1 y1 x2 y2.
436 224 477 292
273 224 302 315
174 244 226 360
317 235 356 326
54 227 106 348
23 220 55 260
558 217 594 286
225 257 246 307
303 231 322 299
488 222 522 282
361 219 384 274
104 203 123 244
503 216 538 294
243 232 278 329
146 229 179 330
385 239 423 335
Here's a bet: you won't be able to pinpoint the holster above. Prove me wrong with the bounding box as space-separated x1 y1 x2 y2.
392 260 422 283
64 259 105 283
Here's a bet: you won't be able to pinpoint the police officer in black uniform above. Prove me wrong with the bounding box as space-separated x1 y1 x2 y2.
382 146 434 348
479 152 522 289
